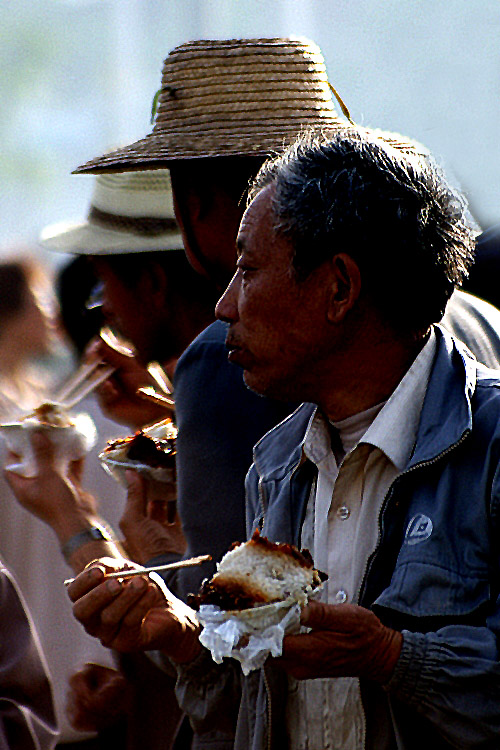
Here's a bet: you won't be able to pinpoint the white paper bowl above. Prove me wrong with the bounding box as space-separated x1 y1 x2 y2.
0 411 97 478
99 455 176 485
197 599 302 675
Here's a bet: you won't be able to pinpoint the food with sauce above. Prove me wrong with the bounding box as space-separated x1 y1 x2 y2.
190 529 327 610
99 417 176 483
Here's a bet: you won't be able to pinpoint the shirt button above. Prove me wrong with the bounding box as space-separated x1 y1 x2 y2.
334 589 348 603
337 505 350 520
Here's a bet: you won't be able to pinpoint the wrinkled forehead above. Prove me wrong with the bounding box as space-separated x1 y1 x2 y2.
237 189 268 255
236 185 296 272
238 185 277 243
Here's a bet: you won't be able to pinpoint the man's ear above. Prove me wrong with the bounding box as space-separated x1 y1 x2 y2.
326 253 362 324
170 168 204 223
139 262 169 311
186 188 204 221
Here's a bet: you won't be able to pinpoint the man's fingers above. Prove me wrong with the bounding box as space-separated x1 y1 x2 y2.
300 600 359 631
67 557 137 601
67 565 107 603
99 576 153 629
83 337 104 363
278 634 312 676
68 669 91 698
69 457 85 484
71 574 161 650
85 338 127 369
299 599 336 628
3 467 24 492
71 577 125 630
67 662 130 731
148 500 168 524
125 470 147 516
71 573 154 628
95 378 119 403
30 431 56 471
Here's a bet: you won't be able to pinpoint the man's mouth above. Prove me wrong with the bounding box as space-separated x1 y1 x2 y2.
225 336 249 367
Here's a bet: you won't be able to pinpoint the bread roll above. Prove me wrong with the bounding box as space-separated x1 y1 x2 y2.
190 529 327 610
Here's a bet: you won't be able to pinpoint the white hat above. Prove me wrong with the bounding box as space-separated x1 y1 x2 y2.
40 169 184 255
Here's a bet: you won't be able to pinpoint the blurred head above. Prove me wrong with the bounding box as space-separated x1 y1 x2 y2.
92 249 217 366
56 255 104 357
0 258 57 363
43 170 217 366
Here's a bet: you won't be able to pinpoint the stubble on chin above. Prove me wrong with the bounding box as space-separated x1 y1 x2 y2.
242 369 298 404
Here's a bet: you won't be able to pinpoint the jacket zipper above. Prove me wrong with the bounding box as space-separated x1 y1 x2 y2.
257 474 267 530
356 428 471 606
263 665 273 750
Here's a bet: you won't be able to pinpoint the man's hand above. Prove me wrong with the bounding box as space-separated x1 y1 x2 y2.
278 601 402 684
67 663 132 732
4 431 97 535
119 470 186 565
86 339 169 429
67 559 201 662
4 432 125 572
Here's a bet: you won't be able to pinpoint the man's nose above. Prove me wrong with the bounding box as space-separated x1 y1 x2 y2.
85 280 104 311
215 272 239 323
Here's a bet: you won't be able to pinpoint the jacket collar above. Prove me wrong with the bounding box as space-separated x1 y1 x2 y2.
408 325 475 467
253 325 478 481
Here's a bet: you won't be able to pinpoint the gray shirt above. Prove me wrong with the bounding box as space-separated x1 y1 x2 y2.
0 562 58 749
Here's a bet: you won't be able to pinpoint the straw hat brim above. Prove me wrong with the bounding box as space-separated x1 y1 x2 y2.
73 125 346 174
39 218 185 255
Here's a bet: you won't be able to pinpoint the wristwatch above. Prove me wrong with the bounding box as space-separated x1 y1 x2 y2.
61 524 114 563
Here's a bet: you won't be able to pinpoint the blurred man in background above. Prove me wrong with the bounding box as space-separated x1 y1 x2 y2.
43 169 217 748
463 224 500 310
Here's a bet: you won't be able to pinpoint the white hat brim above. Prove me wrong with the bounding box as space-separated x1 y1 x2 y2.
39 219 185 255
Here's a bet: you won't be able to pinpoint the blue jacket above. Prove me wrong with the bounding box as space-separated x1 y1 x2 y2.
243 326 500 749
177 327 500 749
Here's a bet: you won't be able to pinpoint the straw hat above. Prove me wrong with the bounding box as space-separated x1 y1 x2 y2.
40 170 184 255
74 37 344 174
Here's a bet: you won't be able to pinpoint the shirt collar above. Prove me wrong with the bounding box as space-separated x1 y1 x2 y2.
304 329 437 471
360 328 437 469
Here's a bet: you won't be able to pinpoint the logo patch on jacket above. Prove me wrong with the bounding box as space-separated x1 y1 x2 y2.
405 514 433 545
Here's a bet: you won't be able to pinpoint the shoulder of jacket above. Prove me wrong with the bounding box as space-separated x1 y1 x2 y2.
252 403 316 479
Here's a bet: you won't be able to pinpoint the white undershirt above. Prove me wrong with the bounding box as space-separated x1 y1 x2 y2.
286 330 437 750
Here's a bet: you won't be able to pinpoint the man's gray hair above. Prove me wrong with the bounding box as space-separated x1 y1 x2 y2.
249 128 476 335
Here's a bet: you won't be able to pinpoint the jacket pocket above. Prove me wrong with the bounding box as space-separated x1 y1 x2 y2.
373 559 490 618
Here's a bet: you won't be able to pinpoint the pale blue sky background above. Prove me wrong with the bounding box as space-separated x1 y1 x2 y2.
2 0 500 260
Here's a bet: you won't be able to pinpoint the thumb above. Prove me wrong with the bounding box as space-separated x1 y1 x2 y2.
299 600 356 629
30 430 56 472
125 469 147 517
300 599 331 628
89 337 130 369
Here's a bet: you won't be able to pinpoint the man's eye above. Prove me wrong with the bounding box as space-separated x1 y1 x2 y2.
237 265 255 278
